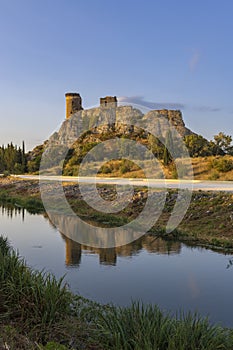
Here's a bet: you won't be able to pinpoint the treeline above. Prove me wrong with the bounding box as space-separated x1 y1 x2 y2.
149 131 233 165
147 131 233 164
0 142 27 174
184 132 233 157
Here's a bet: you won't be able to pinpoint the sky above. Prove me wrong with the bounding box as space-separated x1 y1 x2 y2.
0 0 233 150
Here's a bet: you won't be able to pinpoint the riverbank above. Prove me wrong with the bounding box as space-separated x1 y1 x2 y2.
0 177 233 250
1 236 233 350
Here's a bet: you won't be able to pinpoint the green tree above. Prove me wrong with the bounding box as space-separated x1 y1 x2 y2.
21 141 27 172
184 134 211 157
213 132 232 155
148 134 164 159
0 142 28 173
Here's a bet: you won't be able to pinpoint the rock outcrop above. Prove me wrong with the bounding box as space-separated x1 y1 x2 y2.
49 106 193 148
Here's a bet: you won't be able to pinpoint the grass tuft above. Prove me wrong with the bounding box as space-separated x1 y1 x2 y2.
85 302 233 350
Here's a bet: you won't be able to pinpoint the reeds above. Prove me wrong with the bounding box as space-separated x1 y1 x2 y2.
84 301 233 349
0 236 72 330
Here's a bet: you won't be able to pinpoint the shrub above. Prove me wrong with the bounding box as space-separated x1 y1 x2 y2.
208 170 220 180
101 164 112 174
3 170 10 177
212 158 233 172
120 159 133 174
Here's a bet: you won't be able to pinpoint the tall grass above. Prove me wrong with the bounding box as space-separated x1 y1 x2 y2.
85 302 233 350
0 236 72 330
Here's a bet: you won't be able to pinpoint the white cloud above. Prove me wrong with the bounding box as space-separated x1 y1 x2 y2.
118 96 185 110
118 96 221 113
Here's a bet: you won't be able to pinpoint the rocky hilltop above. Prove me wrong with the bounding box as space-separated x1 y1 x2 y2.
49 105 194 148
27 95 196 174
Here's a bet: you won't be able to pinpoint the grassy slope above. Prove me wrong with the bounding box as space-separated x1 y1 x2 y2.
189 156 233 180
30 155 233 180
94 155 233 180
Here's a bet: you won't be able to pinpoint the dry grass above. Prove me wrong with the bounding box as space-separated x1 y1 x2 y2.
95 156 233 180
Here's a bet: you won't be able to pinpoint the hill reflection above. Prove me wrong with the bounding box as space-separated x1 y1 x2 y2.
60 231 181 267
47 211 181 266
0 204 181 267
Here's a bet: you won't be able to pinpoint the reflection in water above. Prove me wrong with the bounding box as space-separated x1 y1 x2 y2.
41 184 166 248
60 231 181 267
0 205 181 267
2 204 233 327
62 235 82 266
4 203 232 269
1 204 25 221
48 211 181 266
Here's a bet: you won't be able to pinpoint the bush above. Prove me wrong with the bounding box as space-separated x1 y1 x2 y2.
3 170 10 177
101 164 112 174
208 170 220 180
120 159 133 174
212 158 233 172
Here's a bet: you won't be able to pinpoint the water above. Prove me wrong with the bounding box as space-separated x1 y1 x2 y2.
1 205 233 327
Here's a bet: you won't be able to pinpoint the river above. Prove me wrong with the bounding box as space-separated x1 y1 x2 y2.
1 204 233 327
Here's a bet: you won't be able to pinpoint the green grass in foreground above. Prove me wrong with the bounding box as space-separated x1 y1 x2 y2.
1 236 233 349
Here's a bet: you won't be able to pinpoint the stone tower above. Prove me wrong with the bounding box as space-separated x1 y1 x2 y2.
65 93 83 119
100 96 118 108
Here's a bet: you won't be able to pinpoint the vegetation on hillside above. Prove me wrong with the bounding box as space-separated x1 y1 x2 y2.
60 130 233 177
1 132 233 179
184 132 233 157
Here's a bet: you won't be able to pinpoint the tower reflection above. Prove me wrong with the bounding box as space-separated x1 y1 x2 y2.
0 204 181 267
57 215 181 267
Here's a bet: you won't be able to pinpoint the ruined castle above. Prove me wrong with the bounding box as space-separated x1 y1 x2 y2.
65 93 118 119
63 92 193 138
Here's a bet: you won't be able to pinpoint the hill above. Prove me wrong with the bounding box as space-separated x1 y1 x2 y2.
27 103 233 180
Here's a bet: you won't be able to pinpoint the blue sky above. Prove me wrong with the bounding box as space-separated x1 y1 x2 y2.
0 0 233 150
